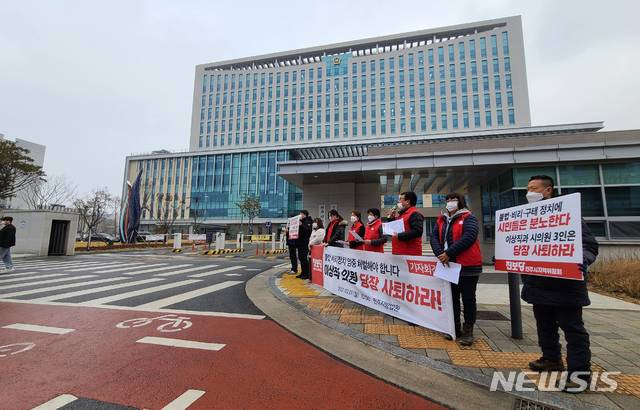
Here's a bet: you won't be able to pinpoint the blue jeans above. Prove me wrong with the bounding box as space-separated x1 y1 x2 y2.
0 247 13 269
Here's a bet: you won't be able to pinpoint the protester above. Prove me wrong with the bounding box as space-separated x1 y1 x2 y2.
388 191 424 256
363 208 387 253
308 218 325 249
347 210 365 250
285 218 298 275
522 175 599 392
296 210 313 280
430 193 482 345
323 209 347 247
0 216 16 272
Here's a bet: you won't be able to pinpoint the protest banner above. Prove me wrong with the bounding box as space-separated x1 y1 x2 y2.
288 216 299 240
310 245 324 286
494 193 583 280
322 246 457 338
188 234 206 241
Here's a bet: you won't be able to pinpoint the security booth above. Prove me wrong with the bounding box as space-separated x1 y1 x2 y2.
4 208 79 256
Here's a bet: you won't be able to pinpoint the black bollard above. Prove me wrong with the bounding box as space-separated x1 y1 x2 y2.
508 272 523 339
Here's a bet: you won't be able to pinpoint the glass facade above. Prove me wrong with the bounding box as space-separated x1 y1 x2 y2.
197 29 516 149
481 162 640 240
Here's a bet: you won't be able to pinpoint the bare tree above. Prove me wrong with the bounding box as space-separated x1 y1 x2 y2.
19 175 77 209
143 193 184 240
237 196 261 235
73 189 112 250
188 196 203 234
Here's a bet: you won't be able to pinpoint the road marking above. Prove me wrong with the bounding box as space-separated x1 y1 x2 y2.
31 394 78 409
0 277 125 299
3 323 75 335
136 281 244 309
224 273 243 277
189 266 245 278
0 275 96 291
66 262 144 272
0 342 36 357
96 263 169 273
122 264 193 276
161 389 206 410
0 298 265 319
38 262 106 271
137 336 225 351
79 279 201 305
246 268 261 271
0 273 66 284
155 265 218 277
0 271 38 278
31 278 166 302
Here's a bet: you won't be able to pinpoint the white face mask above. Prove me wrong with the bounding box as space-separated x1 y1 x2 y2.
445 201 458 212
367 215 375 222
526 191 544 203
350 215 357 223
396 202 403 210
312 223 318 229
299 214 304 220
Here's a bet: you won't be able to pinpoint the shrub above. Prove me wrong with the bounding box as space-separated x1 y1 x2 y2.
588 259 640 299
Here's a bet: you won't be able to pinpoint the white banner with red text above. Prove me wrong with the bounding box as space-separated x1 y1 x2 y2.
320 246 457 338
494 193 583 280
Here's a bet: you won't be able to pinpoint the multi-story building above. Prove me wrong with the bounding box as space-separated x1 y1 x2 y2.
123 16 640 258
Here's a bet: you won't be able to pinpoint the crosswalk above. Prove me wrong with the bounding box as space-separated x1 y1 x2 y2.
0 257 252 313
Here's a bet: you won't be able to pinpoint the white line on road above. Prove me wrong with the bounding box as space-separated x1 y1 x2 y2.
38 262 106 271
189 266 245 278
155 265 218 277
0 271 38 278
3 323 75 335
122 264 193 276
224 273 243 277
0 275 96 291
30 278 166 302
31 394 78 409
0 274 66 284
0 277 125 299
136 281 244 309
79 279 201 305
137 336 225 351
161 389 206 410
96 263 169 273
66 262 144 272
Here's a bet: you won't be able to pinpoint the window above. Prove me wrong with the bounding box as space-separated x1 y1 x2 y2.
438 47 444 64
508 109 515 125
469 39 476 59
491 35 498 56
606 187 640 216
480 37 487 58
497 110 503 126
474 111 480 127
463 112 469 128
428 49 434 66
602 162 640 184
507 91 513 107
485 110 492 126
459 42 465 60
441 114 447 130
502 31 509 55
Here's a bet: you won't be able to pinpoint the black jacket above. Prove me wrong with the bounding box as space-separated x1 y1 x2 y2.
326 220 348 247
391 208 424 242
0 224 16 248
521 219 599 307
296 216 313 249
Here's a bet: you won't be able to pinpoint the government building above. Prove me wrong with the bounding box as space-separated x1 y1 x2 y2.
122 16 640 260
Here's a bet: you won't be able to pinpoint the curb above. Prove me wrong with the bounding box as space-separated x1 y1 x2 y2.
202 248 244 255
246 267 606 410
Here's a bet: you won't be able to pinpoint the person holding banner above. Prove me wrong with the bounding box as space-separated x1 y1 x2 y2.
348 211 366 250
522 175 599 390
296 210 314 280
363 208 388 253
388 191 424 256
323 209 347 247
430 193 482 346
285 218 298 275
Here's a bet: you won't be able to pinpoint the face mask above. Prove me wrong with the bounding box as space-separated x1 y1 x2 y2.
299 214 304 220
396 203 403 210
367 215 375 222
350 216 357 223
446 201 458 212
526 191 544 203
312 223 318 229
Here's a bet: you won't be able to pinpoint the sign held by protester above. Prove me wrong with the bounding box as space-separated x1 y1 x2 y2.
288 216 299 240
322 246 457 338
494 193 583 280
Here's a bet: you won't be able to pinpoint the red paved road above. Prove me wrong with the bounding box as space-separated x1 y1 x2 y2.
0 302 442 409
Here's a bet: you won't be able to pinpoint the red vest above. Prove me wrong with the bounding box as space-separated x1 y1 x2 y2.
348 221 364 250
363 219 384 253
391 207 423 256
325 220 337 243
436 212 482 266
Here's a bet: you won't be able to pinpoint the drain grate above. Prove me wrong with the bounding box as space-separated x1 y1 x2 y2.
476 310 509 321
513 398 559 410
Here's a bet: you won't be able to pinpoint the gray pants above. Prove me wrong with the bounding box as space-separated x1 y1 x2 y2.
0 247 13 269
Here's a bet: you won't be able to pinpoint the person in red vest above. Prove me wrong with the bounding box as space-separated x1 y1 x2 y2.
323 209 347 248
388 191 424 256
430 192 482 346
347 210 366 250
363 208 387 253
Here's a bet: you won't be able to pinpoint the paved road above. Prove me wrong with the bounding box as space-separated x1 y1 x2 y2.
0 250 442 409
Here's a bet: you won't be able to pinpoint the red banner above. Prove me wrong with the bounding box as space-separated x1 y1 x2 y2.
310 245 324 286
494 259 583 280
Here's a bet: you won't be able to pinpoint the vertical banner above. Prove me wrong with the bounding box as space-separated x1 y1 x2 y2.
494 193 583 280
322 246 456 338
310 245 324 286
288 216 300 240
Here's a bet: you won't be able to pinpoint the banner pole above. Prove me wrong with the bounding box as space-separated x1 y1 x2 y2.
508 272 523 339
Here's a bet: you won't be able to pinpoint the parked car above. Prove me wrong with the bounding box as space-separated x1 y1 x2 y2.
84 232 115 245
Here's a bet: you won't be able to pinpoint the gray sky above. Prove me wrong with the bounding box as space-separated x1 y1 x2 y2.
1 0 638 197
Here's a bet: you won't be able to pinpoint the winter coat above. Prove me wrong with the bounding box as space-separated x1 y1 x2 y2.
0 224 16 248
430 209 482 276
325 219 348 247
296 216 313 249
309 228 325 249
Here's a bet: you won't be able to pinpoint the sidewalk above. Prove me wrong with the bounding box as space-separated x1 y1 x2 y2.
249 267 640 410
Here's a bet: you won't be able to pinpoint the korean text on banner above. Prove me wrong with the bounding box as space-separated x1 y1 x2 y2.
322 246 456 338
494 193 583 280
310 245 324 286
288 216 300 240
